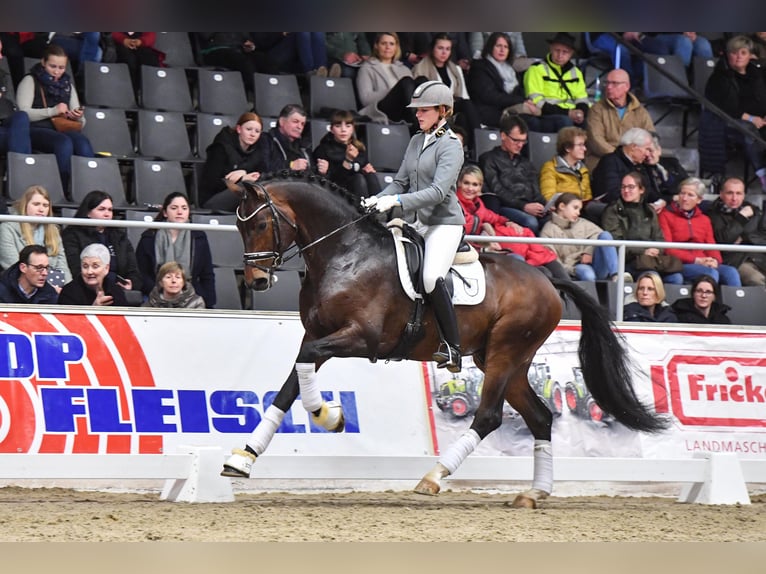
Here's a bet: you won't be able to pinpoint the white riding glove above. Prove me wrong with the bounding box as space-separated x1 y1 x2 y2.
362 195 378 210
375 194 401 213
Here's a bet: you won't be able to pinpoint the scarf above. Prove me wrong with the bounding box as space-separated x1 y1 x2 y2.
31 62 73 105
154 229 191 272
145 283 204 309
487 55 518 94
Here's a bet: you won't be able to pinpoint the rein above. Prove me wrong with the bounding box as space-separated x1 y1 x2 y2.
236 181 374 274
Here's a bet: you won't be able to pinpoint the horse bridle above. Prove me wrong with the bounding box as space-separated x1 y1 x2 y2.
236 181 376 276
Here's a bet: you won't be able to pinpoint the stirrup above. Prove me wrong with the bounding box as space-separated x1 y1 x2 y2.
432 343 462 373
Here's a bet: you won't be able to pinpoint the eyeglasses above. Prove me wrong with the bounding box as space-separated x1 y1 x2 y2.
620 184 638 191
503 132 528 144
27 264 51 273
694 289 715 296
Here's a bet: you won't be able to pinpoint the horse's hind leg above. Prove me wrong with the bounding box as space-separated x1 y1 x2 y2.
221 366 301 477
504 371 554 509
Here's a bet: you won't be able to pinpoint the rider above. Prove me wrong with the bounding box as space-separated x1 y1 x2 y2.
363 80 465 372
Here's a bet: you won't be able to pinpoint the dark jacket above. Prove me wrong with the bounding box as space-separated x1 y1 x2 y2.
705 57 766 120
313 132 371 190
58 274 129 306
198 126 272 207
671 297 732 325
590 146 642 204
623 301 678 323
601 198 666 261
264 127 312 172
0 262 59 304
466 57 526 128
478 146 546 210
61 224 142 289
708 197 766 270
135 229 217 308
643 156 688 204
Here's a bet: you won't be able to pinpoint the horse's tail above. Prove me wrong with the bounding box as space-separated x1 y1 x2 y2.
552 279 669 433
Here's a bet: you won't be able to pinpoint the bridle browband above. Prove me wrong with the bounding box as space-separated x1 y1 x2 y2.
235 181 373 278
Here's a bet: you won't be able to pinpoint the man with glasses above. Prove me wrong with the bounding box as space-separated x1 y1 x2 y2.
0 244 59 304
585 69 655 171
478 113 548 234
591 127 654 206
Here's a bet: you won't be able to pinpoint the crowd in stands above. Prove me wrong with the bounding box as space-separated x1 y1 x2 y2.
1 31 766 323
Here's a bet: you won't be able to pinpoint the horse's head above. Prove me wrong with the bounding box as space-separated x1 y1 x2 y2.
232 179 298 291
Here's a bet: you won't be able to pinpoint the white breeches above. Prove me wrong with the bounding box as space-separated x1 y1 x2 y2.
412 220 463 293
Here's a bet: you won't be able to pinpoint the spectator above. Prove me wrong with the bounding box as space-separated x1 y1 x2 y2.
750 32 766 65
587 33 645 86
478 113 547 234
671 274 732 324
658 177 742 286
263 104 313 172
356 32 425 125
468 32 535 72
196 33 260 92
111 32 164 93
539 126 592 205
142 261 206 309
16 44 94 193
585 68 655 171
540 192 626 282
704 35 766 192
325 32 370 79
466 32 544 130
641 33 713 71
523 32 589 130
58 243 128 306
199 112 271 212
643 131 687 212
0 185 72 291
312 109 380 200
590 127 653 206
20 33 102 76
61 190 141 290
457 165 569 281
0 244 59 304
623 271 678 323
601 172 683 284
709 176 766 286
413 33 481 151
135 192 216 308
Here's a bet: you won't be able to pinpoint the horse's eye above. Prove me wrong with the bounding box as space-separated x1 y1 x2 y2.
257 222 268 231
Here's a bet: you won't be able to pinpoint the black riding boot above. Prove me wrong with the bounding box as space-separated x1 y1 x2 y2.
429 277 462 373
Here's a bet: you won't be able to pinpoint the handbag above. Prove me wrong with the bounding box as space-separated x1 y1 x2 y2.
39 86 83 133
634 253 683 274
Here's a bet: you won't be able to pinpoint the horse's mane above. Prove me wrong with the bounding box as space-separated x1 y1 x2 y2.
259 170 388 233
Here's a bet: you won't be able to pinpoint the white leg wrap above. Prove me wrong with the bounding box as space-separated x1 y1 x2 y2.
295 362 323 412
246 404 285 456
531 439 553 494
438 429 481 475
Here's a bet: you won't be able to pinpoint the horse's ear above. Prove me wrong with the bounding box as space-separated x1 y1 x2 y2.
224 178 244 197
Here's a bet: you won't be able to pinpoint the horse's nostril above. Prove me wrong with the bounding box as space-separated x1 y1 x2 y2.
251 277 270 292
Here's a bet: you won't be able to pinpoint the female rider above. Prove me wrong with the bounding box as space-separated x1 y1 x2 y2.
363 80 465 373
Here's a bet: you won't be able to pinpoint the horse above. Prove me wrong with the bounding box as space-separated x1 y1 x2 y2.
220 172 667 508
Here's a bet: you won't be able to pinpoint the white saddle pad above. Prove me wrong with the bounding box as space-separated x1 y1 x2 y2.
389 224 486 305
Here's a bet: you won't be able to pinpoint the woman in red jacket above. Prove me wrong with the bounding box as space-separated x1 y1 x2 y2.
457 165 570 281
658 177 742 286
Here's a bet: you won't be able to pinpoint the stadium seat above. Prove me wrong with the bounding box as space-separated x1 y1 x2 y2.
308 75 358 118
195 113 238 159
250 270 302 312
82 61 137 109
5 152 67 205
253 72 301 118
213 267 243 309
641 54 696 142
309 118 331 151
140 65 194 113
663 283 692 305
132 159 188 209
123 209 155 250
152 32 199 68
70 155 129 207
136 110 195 161
82 108 137 159
562 281 600 321
473 128 501 162
196 68 251 116
720 286 766 326
364 122 410 172
526 131 557 172
194 213 243 268
372 171 396 190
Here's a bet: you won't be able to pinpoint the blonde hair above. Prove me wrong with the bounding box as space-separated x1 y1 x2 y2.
14 185 62 257
459 164 484 186
636 271 666 304
373 32 402 61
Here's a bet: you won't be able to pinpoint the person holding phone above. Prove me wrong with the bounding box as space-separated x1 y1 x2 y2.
61 190 141 291
58 243 128 306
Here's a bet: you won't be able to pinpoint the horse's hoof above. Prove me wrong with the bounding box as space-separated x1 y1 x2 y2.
413 478 441 496
509 495 538 509
220 448 256 478
311 401 345 432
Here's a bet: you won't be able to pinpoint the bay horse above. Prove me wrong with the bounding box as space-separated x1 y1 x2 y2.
221 173 667 508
